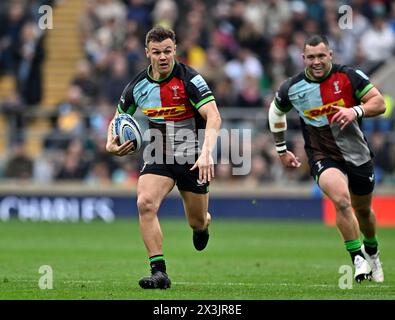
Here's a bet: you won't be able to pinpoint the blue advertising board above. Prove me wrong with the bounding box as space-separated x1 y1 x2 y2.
0 194 322 222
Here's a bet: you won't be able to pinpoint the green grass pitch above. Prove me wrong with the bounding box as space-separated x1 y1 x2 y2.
1 218 394 299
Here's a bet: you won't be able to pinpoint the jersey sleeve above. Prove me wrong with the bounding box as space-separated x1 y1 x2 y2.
345 67 374 101
274 78 293 113
184 67 215 109
117 82 137 115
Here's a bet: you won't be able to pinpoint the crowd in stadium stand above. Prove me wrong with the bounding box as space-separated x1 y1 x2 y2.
1 0 395 188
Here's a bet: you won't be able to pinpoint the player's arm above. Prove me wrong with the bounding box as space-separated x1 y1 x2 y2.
191 100 222 182
332 88 386 129
358 87 386 116
106 82 137 156
106 110 135 156
268 100 301 168
332 68 386 129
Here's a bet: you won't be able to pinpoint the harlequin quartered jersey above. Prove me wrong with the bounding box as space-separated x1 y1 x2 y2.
117 61 215 157
274 64 374 166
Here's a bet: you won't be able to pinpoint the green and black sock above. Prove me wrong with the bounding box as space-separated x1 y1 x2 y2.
345 239 363 262
149 255 166 273
363 236 378 256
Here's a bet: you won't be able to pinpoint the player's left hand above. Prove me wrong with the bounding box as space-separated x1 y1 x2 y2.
190 151 214 183
331 105 357 130
106 135 135 156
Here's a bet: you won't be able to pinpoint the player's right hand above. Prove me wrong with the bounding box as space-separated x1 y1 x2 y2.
106 135 135 156
279 150 301 168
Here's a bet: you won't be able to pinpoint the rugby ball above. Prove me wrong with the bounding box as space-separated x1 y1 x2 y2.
112 113 143 154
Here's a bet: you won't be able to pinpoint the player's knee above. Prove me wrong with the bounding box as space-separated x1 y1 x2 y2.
137 196 159 216
333 195 352 213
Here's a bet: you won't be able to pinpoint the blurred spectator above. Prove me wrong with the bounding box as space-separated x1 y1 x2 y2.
44 85 85 150
305 0 325 25
265 41 295 91
347 5 370 40
88 97 114 138
4 142 33 180
327 24 356 66
224 47 263 92
78 0 102 46
177 32 206 70
287 31 306 71
0 2 27 75
196 47 226 88
241 154 271 187
1 90 26 145
235 75 263 108
237 20 270 63
84 16 126 73
370 131 390 183
55 139 90 181
213 77 237 109
290 0 308 33
360 12 395 74
126 0 153 37
247 0 291 36
123 34 145 76
177 4 210 49
33 150 59 184
101 55 130 104
215 160 239 185
89 135 120 177
242 0 268 35
95 0 127 25
112 158 139 185
86 160 112 185
71 59 99 104
351 0 375 21
152 0 178 29
209 20 239 61
15 21 44 105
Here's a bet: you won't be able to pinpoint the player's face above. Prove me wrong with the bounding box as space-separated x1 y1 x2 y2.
302 42 333 80
146 38 176 79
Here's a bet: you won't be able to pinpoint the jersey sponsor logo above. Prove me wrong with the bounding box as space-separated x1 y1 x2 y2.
190 74 210 93
143 105 187 118
304 99 345 119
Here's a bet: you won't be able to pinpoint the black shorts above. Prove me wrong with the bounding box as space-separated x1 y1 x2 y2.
140 162 209 194
311 158 375 196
